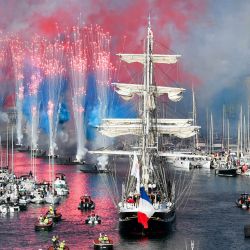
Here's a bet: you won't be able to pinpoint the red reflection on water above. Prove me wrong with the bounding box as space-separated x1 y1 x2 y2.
5 150 120 249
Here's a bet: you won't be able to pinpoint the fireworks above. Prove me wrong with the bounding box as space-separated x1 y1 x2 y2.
0 23 116 160
10 37 25 145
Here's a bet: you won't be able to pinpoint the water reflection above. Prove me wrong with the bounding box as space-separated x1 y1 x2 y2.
1 151 250 249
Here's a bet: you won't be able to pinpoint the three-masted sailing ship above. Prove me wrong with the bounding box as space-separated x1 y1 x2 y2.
90 18 199 236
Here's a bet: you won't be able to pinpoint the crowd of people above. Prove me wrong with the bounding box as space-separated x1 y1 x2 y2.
126 188 162 207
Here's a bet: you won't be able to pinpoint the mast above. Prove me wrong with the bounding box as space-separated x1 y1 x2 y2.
6 124 8 166
0 136 2 168
240 105 243 155
192 86 198 149
141 17 154 186
11 125 14 174
227 118 230 150
210 113 213 153
222 105 225 150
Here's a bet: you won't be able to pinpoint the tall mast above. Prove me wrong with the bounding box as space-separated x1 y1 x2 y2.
142 16 153 185
6 124 8 166
222 105 225 150
227 118 230 150
192 86 198 149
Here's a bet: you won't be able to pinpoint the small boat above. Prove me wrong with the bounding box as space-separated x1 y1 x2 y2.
47 246 69 250
85 214 101 225
215 167 237 177
235 193 250 209
54 156 83 165
79 162 110 173
215 161 237 177
17 145 30 152
18 196 29 211
0 204 8 213
54 173 69 196
46 210 62 222
8 203 20 213
45 192 61 205
93 238 113 250
48 237 69 250
35 219 53 231
78 195 95 210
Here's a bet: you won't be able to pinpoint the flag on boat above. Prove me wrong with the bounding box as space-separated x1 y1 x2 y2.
138 186 155 229
131 152 140 193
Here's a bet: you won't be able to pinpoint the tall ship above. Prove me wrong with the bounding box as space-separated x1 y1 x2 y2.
90 18 199 236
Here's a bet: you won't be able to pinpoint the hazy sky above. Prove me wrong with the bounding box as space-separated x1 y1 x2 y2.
0 0 249 136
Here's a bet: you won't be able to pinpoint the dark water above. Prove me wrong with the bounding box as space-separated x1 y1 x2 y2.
1 152 250 250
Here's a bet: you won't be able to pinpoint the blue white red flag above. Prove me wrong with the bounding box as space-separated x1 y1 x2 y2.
138 186 155 229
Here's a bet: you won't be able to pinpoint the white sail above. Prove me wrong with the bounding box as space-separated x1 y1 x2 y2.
113 83 184 102
130 152 140 193
88 150 140 156
117 53 181 64
98 123 199 138
101 118 193 126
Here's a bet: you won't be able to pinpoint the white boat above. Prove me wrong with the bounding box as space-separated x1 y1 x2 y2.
45 192 61 205
54 174 69 196
172 158 191 169
30 190 45 204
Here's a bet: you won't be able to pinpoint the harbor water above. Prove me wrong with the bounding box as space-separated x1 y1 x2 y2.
0 151 250 250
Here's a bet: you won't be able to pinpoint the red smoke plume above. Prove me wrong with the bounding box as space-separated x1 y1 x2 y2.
0 0 206 86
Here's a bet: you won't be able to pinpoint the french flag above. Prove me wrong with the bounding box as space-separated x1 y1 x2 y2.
138 186 155 229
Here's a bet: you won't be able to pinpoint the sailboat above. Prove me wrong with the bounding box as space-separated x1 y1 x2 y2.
90 18 199 236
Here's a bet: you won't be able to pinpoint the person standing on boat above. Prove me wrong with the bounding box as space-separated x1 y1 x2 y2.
59 240 65 249
156 192 161 204
38 215 43 223
49 205 55 215
103 235 109 243
52 235 59 248
133 194 139 207
98 233 105 243
43 216 49 225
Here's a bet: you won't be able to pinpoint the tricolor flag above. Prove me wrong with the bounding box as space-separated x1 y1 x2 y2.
138 186 155 229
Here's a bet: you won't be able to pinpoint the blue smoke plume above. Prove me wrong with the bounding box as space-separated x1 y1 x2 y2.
85 73 137 141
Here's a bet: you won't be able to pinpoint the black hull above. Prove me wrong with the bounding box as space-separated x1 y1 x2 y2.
93 239 113 250
216 168 237 177
55 157 84 165
119 209 176 237
19 204 27 211
78 202 95 210
80 164 109 173
48 246 69 250
35 222 53 231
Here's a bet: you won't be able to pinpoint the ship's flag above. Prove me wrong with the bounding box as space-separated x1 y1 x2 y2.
138 186 155 229
131 152 140 193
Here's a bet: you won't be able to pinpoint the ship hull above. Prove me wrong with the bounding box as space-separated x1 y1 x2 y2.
215 168 237 177
119 209 176 237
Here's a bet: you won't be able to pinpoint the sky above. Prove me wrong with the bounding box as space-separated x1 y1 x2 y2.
0 0 249 140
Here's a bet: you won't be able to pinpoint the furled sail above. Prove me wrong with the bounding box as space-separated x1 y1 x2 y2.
98 118 199 138
101 118 193 126
88 150 141 156
117 54 181 64
113 83 185 102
